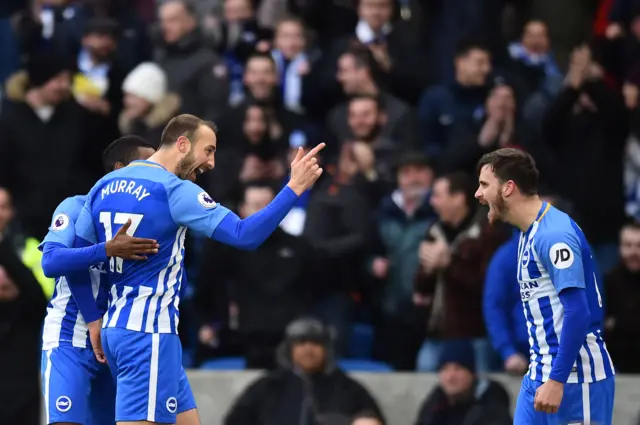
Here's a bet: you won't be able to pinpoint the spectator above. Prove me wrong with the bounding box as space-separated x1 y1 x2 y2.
540 44 629 274
224 52 305 143
212 0 273 105
303 143 377 355
0 52 96 240
119 62 181 145
623 67 640 219
195 182 316 368
310 0 424 106
328 46 417 157
343 94 404 189
237 104 287 183
0 228 48 425
370 152 436 371
604 219 640 373
72 17 126 173
439 84 521 175
54 0 152 72
155 0 229 122
0 187 54 299
414 172 508 372
506 20 562 102
413 340 512 425
418 41 492 159
271 16 309 114
224 317 384 425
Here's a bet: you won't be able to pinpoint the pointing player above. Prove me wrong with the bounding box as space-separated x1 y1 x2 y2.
475 148 615 425
39 135 159 425
54 114 324 425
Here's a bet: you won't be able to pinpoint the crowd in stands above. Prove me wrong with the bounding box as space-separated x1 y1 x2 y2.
1 0 640 424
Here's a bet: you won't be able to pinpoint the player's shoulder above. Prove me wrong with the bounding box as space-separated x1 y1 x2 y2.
166 177 219 209
52 194 86 225
536 207 582 263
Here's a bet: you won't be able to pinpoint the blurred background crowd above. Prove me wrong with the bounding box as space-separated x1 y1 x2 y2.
1 0 640 424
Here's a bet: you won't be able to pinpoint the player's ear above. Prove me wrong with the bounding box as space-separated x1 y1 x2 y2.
113 162 124 170
176 136 190 154
503 180 515 197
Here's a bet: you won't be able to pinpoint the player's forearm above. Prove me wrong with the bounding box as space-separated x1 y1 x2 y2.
212 186 299 250
549 287 590 383
66 271 103 323
41 241 108 278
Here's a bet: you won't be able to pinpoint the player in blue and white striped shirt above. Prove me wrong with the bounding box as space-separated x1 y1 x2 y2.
475 148 615 425
39 136 158 425
52 114 324 424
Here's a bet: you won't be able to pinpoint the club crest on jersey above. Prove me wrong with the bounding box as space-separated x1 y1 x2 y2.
51 213 70 231
198 191 217 209
56 395 72 412
550 242 574 269
166 397 178 413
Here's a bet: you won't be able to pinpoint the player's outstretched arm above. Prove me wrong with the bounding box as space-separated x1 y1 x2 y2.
170 143 325 250
215 143 324 249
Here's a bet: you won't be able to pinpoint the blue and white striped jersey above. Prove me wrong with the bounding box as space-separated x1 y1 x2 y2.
40 195 107 350
517 202 615 383
74 160 231 335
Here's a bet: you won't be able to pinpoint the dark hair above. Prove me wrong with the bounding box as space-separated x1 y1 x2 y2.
440 171 475 207
246 52 277 69
102 135 156 172
455 39 490 58
162 0 197 18
160 114 218 147
476 148 539 196
350 410 384 425
242 180 278 200
622 217 640 231
83 17 119 38
348 93 384 110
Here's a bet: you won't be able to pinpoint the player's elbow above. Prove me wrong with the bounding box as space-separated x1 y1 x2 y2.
41 251 60 278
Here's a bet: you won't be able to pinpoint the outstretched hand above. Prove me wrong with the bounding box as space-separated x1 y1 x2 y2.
287 143 325 196
105 219 159 260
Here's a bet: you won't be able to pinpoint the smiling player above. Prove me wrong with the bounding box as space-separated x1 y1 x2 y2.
475 148 615 425
51 114 324 425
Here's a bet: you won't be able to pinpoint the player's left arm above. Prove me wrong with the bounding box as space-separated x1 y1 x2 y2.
537 229 590 383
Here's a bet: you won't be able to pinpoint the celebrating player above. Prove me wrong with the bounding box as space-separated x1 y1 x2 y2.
54 114 324 425
475 148 615 425
39 135 159 425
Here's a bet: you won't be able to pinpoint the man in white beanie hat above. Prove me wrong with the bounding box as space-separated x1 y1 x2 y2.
119 62 181 145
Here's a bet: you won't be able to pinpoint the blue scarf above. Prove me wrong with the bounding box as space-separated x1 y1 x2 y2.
271 49 307 114
508 42 561 78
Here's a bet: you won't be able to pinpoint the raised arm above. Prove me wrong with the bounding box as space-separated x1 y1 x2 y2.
170 143 325 250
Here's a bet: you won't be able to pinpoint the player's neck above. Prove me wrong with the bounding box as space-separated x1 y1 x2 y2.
146 151 179 174
507 196 544 232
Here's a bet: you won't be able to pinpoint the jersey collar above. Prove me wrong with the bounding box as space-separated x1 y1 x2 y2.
128 160 167 171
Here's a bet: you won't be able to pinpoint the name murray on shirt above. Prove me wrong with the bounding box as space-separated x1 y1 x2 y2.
101 179 151 202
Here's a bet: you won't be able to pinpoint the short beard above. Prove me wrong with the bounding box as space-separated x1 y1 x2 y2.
176 148 196 180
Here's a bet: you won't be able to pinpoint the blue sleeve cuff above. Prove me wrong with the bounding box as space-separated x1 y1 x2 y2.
549 287 590 383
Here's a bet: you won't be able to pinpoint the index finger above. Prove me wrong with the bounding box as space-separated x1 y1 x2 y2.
303 142 326 160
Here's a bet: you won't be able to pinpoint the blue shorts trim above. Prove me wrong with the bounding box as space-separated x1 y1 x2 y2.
102 328 196 423
514 375 615 425
41 346 115 425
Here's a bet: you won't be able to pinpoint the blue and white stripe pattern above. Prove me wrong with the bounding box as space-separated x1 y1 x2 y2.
74 161 230 336
517 203 615 383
